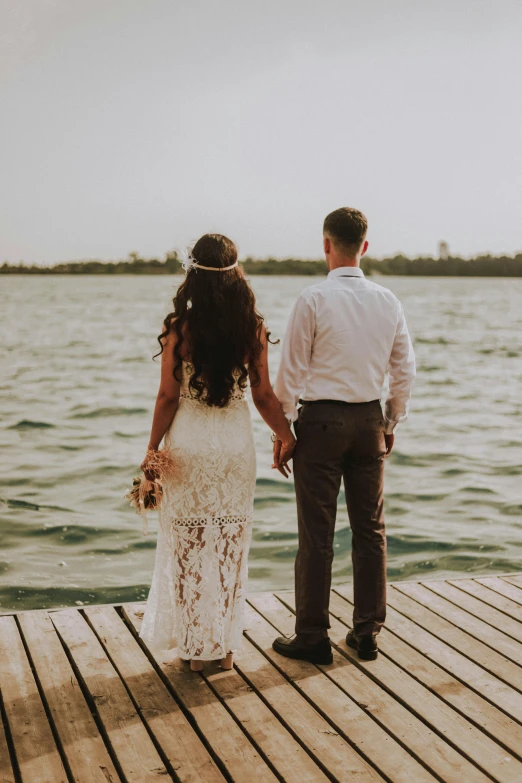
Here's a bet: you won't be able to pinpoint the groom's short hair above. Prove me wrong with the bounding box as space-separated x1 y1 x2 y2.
323 208 368 255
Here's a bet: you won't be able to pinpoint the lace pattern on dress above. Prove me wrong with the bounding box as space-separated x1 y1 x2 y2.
179 361 247 403
139 360 256 660
179 390 245 402
169 515 251 527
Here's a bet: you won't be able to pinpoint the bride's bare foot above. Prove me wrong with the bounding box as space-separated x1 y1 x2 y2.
220 652 233 670
190 660 204 672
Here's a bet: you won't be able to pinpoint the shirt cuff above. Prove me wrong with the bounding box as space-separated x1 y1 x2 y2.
281 405 298 423
384 418 398 435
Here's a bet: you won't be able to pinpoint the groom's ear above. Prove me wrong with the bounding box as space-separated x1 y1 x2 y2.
323 236 331 255
361 240 369 257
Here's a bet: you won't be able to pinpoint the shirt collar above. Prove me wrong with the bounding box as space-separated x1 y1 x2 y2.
327 266 365 279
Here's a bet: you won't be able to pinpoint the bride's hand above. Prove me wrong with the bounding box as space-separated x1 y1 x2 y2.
272 437 296 478
141 447 158 482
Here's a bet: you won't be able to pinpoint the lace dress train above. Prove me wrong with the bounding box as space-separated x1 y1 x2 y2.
140 364 256 660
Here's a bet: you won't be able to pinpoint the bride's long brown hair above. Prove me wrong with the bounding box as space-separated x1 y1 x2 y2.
155 234 269 407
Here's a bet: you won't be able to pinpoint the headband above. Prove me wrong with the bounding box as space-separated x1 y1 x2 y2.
181 249 239 273
193 261 239 272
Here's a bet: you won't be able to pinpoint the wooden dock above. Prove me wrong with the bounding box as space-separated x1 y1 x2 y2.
2 574 522 782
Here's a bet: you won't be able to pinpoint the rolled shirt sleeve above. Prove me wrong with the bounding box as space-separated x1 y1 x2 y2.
274 293 315 422
384 303 416 434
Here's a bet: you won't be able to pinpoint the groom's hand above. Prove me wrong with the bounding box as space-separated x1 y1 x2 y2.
384 433 395 456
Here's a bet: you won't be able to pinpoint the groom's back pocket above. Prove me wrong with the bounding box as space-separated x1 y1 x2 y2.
305 420 343 431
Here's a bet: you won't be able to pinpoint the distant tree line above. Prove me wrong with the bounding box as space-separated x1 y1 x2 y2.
0 251 182 275
2 251 522 276
361 253 522 277
242 258 326 275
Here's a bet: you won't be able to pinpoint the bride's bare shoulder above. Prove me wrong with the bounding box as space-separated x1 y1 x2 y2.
158 317 178 347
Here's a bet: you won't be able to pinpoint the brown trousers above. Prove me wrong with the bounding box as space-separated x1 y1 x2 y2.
293 400 387 640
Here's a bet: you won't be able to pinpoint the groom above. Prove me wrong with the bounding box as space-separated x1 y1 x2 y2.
272 207 415 663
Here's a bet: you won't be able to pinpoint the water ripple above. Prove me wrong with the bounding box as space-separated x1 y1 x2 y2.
1 275 522 611
8 419 55 429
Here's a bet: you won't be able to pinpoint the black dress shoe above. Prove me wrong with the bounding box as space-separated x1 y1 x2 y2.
346 630 378 660
272 635 333 664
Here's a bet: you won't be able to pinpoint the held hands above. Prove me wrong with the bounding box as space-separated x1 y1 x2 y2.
271 432 393 477
272 437 296 478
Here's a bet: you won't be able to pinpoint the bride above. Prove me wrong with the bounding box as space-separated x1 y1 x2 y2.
139 233 295 671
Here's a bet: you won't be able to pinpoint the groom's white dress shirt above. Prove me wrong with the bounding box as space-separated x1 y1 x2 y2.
274 266 416 434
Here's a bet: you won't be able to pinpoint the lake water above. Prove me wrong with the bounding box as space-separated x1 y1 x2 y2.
1 275 522 612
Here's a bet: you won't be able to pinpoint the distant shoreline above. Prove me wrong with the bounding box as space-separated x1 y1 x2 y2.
2 253 522 277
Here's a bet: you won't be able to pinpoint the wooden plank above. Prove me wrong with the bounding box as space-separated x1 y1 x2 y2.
271 592 507 783
380 585 522 722
236 609 386 782
50 609 169 782
0 600 126 619
121 603 280 783
0 615 67 783
476 576 522 606
449 579 522 623
17 610 120 783
411 581 522 666
504 574 522 589
0 705 16 783
84 605 225 783
332 586 522 762
204 664 331 783
248 593 440 783
393 581 522 685
427 580 522 644
326 591 521 783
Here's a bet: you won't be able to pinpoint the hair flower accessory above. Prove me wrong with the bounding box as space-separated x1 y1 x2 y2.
180 247 199 273
180 244 239 273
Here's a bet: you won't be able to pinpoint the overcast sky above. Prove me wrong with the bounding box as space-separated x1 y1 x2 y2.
1 0 521 264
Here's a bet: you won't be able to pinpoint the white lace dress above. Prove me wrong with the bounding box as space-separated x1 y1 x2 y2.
139 362 256 660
